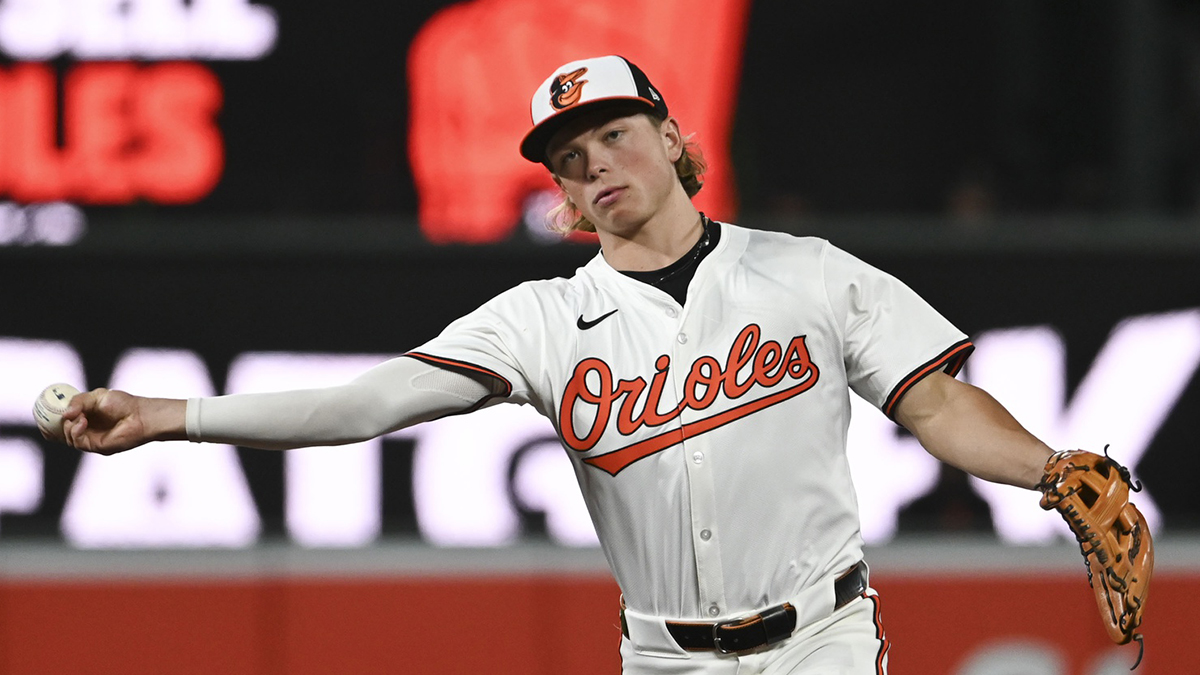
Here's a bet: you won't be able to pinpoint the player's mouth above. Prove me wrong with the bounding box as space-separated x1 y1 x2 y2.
593 186 625 207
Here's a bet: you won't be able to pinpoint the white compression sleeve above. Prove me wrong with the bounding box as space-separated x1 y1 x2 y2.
185 356 499 450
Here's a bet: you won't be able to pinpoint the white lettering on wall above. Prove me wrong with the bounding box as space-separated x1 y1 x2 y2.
845 392 939 543
508 432 599 546
412 403 597 546
0 338 86 532
0 0 278 60
0 438 42 530
60 348 261 547
1 308 1195 547
959 326 1070 543
226 352 393 548
966 310 1200 543
0 337 87 423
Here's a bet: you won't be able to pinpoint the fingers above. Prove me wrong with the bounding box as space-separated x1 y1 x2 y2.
63 414 88 449
60 391 89 448
61 393 86 421
61 388 109 451
62 388 109 421
62 388 101 423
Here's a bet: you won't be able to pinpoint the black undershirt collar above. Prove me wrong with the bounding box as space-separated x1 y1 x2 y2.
620 215 720 306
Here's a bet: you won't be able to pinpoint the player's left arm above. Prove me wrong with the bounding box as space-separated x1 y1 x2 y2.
893 371 1054 490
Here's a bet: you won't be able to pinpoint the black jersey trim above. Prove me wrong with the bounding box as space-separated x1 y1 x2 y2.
404 352 514 400
882 339 975 420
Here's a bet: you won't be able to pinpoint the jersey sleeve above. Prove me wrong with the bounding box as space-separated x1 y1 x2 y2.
186 356 495 449
405 284 541 408
820 242 974 419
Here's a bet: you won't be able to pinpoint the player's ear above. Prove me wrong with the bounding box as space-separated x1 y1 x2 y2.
659 116 684 163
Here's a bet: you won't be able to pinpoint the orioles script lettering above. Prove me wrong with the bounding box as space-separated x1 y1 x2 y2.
559 324 820 475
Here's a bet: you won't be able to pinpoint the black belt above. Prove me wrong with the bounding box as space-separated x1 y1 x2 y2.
622 561 868 654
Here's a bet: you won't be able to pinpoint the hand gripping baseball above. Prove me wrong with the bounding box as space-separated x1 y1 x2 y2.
1037 447 1154 670
61 388 161 455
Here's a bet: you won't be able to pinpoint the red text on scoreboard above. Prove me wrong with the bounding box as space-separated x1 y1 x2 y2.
0 0 277 206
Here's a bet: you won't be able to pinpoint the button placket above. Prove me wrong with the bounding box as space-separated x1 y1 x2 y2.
649 287 728 617
671 319 725 621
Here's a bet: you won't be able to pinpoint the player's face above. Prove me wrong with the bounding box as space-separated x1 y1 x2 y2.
546 108 684 236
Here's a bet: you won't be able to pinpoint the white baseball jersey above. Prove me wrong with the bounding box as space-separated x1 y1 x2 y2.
409 222 972 621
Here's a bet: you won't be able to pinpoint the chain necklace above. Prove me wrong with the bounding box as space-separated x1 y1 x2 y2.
653 216 711 286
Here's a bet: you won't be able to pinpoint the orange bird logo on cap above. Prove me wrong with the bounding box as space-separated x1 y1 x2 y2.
549 67 588 109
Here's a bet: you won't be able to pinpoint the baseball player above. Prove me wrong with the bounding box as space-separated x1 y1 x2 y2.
56 56 1058 674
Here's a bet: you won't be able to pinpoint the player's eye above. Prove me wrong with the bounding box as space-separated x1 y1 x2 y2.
553 150 579 171
605 128 623 141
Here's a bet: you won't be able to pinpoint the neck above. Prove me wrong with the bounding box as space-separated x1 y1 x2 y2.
596 197 704 272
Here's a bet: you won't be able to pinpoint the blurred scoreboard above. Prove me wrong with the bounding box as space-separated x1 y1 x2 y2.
0 0 278 245
0 1 276 196
0 0 754 245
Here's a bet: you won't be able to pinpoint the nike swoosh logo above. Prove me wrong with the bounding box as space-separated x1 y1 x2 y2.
577 309 618 330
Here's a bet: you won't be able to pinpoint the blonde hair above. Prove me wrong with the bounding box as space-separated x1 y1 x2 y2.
546 121 707 235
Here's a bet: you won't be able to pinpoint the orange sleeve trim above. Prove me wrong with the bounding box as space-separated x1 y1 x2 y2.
882 339 974 420
404 352 514 398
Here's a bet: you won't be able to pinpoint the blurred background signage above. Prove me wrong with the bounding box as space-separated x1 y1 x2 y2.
0 0 277 244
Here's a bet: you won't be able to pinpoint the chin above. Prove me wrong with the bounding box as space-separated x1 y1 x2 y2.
595 211 649 237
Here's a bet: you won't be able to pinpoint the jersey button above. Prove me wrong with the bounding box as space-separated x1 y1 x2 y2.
677 333 688 344
666 307 678 318
708 604 720 617
692 451 704 464
700 529 712 541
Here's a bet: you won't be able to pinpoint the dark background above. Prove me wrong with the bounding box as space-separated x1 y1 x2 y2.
2 0 1190 222
2 0 1199 541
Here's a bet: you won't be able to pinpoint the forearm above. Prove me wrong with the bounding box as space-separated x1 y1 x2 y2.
896 374 1053 489
187 356 496 450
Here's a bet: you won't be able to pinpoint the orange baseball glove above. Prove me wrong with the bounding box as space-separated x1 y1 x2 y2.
1038 448 1153 669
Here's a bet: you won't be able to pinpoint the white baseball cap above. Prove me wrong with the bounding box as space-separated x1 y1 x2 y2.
520 55 669 163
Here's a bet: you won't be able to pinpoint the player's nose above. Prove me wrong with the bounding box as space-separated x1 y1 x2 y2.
585 148 611 180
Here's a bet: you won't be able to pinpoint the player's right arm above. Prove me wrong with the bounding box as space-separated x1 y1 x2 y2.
59 356 502 454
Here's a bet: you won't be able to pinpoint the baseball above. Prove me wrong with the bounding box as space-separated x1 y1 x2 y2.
33 383 81 440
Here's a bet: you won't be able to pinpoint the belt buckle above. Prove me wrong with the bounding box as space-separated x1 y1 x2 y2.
711 619 738 654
